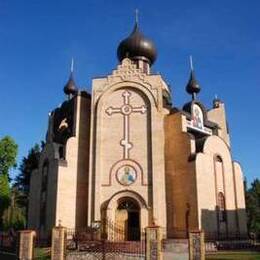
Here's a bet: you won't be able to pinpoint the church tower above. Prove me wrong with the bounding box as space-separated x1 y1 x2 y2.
87 20 170 239
28 61 92 238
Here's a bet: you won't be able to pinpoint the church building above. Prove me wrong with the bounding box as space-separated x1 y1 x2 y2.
28 20 247 241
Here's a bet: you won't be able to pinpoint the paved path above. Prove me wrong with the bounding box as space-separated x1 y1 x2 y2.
0 252 17 260
163 252 189 260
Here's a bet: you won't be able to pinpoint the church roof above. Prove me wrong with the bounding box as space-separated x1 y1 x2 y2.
117 22 157 65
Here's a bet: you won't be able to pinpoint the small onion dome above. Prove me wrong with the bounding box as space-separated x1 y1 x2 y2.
63 73 78 96
186 70 201 96
117 23 157 65
213 95 222 108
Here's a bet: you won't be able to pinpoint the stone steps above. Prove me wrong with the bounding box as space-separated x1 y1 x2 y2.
162 239 189 253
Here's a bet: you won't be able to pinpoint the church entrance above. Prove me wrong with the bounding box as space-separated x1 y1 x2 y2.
115 197 140 241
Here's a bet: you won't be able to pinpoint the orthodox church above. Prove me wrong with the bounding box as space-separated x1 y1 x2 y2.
28 20 247 240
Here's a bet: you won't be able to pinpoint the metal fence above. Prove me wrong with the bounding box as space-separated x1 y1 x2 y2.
0 231 18 254
66 224 146 259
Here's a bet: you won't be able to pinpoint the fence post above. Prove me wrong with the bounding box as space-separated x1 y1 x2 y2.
145 224 162 260
189 230 205 260
18 230 36 260
51 225 66 260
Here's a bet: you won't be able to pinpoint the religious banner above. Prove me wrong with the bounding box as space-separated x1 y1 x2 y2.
189 230 205 260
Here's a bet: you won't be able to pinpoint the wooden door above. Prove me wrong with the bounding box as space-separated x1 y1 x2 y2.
115 209 128 241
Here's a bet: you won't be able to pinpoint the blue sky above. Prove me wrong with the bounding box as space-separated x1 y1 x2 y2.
0 0 259 184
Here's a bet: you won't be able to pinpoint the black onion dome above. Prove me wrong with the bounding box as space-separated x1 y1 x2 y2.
117 23 157 65
185 70 201 95
64 73 78 96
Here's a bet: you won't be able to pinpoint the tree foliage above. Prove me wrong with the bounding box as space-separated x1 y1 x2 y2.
0 136 18 229
13 144 40 196
0 174 11 223
0 136 18 176
2 188 26 231
246 178 260 238
13 143 41 224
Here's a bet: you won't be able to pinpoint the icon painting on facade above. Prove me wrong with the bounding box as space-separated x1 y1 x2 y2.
117 165 137 185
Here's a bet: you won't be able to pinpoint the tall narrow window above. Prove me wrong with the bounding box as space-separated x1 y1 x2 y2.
214 156 225 203
218 192 226 222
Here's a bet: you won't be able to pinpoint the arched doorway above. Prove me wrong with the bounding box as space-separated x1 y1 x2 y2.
115 197 140 241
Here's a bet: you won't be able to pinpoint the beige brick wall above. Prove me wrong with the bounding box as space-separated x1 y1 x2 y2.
233 161 247 235
195 153 218 233
196 135 247 236
164 111 247 238
28 169 41 229
28 94 91 237
28 142 59 238
164 112 198 238
56 95 91 229
88 58 169 230
207 103 230 146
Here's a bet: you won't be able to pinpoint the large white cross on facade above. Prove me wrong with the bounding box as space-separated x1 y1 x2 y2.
106 90 147 159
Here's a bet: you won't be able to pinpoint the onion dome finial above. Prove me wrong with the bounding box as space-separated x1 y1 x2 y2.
117 12 157 65
63 58 78 98
213 94 223 108
185 56 201 100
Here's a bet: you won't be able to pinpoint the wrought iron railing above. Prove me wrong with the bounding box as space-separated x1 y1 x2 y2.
0 231 18 254
65 220 146 258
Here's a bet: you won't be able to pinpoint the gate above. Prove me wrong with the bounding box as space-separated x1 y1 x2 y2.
0 231 18 259
65 221 145 259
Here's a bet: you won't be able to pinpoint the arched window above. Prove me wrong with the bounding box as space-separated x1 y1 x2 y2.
215 156 223 163
214 155 225 210
217 192 226 222
59 146 65 159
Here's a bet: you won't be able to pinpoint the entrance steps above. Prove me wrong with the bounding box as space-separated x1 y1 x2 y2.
162 239 189 253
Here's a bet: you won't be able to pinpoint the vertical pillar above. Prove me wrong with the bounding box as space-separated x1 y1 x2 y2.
145 225 162 260
189 230 205 260
51 226 66 260
18 230 36 260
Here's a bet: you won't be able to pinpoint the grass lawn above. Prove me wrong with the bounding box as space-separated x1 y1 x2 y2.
34 247 51 260
206 251 260 260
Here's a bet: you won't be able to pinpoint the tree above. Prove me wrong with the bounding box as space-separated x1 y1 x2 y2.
14 144 40 194
0 174 11 220
0 136 18 228
0 136 18 176
13 144 41 220
246 178 260 238
2 188 26 231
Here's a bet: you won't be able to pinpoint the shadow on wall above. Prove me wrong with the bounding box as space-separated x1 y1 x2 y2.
201 208 247 241
75 95 91 229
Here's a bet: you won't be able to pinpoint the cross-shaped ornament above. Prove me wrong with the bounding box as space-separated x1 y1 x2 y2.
106 90 147 159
